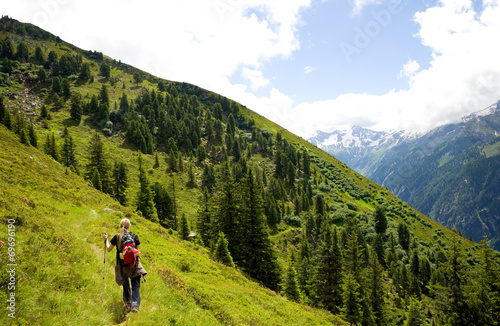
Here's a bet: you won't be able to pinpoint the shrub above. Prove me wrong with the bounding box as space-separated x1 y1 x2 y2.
283 214 302 228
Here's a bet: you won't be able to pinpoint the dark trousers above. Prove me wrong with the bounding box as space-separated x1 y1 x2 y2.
122 275 141 307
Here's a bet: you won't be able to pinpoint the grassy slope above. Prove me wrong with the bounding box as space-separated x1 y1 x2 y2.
0 124 348 325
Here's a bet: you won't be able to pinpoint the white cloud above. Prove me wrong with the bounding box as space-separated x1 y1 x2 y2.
3 0 500 139
304 65 316 73
398 59 420 79
350 0 381 16
273 0 500 137
1 0 310 94
241 68 270 90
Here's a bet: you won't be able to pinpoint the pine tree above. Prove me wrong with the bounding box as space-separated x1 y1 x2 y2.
370 248 387 326
44 131 60 161
404 296 426 326
70 94 82 122
473 237 500 325
136 153 158 223
197 190 212 246
153 152 160 169
374 206 387 235
61 133 78 169
297 234 312 299
239 169 281 290
152 182 175 229
0 96 5 125
28 123 37 148
214 231 235 267
342 273 363 325
312 225 343 313
283 257 301 301
178 213 190 240
91 167 102 191
112 161 128 205
85 132 112 194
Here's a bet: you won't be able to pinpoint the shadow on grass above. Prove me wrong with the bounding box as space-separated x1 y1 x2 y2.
62 117 80 127
108 300 129 324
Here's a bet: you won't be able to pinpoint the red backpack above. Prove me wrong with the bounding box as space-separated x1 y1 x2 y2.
121 232 140 268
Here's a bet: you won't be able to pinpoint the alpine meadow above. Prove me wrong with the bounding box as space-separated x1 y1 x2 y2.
0 16 499 326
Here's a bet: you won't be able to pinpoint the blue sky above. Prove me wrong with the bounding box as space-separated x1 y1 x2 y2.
3 0 500 137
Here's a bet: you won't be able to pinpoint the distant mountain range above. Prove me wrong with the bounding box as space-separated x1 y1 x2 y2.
309 102 500 250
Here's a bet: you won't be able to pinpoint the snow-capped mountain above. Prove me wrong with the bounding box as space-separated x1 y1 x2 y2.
308 101 500 250
308 126 420 175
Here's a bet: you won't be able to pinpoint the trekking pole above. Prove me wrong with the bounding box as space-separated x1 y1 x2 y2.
102 234 107 301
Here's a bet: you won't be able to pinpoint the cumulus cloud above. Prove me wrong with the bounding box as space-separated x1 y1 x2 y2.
2 0 310 95
278 0 500 136
398 59 420 79
241 68 270 90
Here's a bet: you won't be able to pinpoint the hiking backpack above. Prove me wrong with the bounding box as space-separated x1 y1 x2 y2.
120 232 140 268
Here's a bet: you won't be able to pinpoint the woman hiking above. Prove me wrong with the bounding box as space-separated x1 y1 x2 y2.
103 218 147 312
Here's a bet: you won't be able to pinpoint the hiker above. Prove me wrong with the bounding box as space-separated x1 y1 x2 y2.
103 218 147 312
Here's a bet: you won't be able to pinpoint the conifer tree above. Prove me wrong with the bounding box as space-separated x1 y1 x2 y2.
239 169 281 290
61 132 78 169
28 123 37 148
152 182 174 229
178 213 190 240
112 161 128 206
370 248 387 326
70 94 82 123
85 132 112 194
297 233 312 299
44 131 60 161
404 296 426 326
342 273 363 325
374 206 387 235
197 190 212 247
91 167 102 191
312 225 343 313
136 153 158 223
283 257 301 302
0 96 5 125
214 231 235 268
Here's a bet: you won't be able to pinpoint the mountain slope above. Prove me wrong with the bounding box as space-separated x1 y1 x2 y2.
1 16 499 325
0 124 347 325
310 103 500 250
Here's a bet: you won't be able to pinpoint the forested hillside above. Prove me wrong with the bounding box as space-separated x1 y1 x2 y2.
1 16 499 325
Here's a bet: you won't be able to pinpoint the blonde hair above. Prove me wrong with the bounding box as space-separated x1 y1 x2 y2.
117 218 131 250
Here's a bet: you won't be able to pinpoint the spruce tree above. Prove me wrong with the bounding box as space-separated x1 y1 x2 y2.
197 190 212 247
152 182 174 229
214 231 234 267
342 273 363 325
61 133 78 169
374 206 387 235
91 167 102 191
70 94 82 122
28 123 37 148
404 296 426 326
312 225 343 313
283 257 301 301
297 233 312 299
239 169 281 290
0 96 5 125
85 132 112 194
178 213 190 240
112 161 128 206
370 248 387 326
136 153 158 223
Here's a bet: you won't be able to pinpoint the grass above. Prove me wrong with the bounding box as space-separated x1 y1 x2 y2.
0 124 349 325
